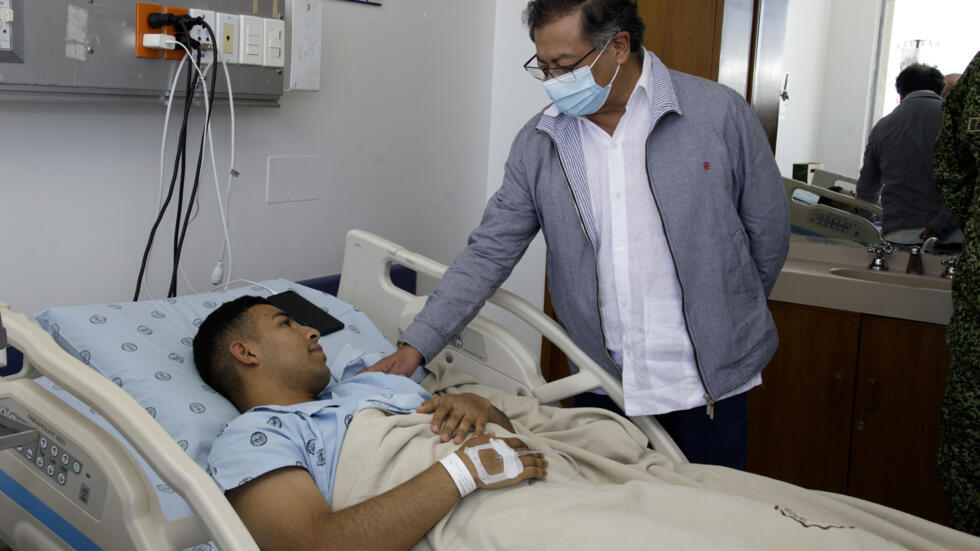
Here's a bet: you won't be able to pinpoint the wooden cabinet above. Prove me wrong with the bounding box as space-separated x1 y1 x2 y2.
748 301 951 525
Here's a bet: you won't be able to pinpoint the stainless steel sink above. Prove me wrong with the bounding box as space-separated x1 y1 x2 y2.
829 268 952 290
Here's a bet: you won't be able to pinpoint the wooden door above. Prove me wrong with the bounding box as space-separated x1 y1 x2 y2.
747 301 861 493
637 0 726 80
848 315 951 525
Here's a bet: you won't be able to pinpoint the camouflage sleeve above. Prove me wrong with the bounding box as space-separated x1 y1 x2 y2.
934 52 980 229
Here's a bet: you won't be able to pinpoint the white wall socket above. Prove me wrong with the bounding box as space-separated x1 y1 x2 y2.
188 9 216 64
262 18 285 68
216 12 239 64
238 15 263 66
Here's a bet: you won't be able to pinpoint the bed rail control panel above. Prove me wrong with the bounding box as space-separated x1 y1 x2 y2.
0 399 108 520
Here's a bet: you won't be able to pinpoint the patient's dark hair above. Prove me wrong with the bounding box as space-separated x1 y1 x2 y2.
524 0 645 53
895 64 944 97
193 295 271 408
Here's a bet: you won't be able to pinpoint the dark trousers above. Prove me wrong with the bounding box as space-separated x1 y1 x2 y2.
573 391 749 470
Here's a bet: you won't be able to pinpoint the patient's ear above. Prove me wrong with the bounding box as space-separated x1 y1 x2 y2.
229 339 260 367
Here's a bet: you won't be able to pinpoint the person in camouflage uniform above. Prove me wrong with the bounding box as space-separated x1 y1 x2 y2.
933 49 980 537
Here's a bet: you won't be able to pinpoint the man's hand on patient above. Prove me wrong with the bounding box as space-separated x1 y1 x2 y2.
360 343 423 376
417 393 514 444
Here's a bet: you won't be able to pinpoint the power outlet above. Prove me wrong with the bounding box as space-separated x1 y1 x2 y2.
188 9 216 64
135 2 165 59
161 6 188 61
238 15 263 66
216 12 239 64
262 18 285 68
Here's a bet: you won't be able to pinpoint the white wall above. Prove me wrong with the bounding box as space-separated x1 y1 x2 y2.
774 0 882 179
774 0 832 176
479 0 550 358
0 0 550 335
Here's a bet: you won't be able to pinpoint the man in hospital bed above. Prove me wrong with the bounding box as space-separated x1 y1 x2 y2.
195 296 976 551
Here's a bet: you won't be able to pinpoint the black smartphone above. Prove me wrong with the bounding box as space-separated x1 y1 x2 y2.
266 291 345 337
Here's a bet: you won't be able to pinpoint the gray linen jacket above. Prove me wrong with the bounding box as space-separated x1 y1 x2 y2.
400 52 789 402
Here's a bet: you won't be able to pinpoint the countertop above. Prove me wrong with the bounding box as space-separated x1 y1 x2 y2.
769 236 954 326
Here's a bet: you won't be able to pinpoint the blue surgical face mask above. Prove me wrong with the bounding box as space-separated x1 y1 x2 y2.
542 39 621 117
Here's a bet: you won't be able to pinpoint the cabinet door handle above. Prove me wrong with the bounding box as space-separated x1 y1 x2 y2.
831 372 844 405
865 377 880 411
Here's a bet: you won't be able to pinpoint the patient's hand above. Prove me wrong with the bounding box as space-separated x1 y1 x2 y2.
361 344 423 377
417 393 514 444
457 434 547 489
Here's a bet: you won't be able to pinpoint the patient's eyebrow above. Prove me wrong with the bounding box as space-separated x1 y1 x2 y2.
271 311 290 322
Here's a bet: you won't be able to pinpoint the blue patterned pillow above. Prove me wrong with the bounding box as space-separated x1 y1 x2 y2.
34 280 395 470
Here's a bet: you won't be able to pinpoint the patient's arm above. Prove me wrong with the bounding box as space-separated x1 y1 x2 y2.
417 392 514 444
227 435 545 551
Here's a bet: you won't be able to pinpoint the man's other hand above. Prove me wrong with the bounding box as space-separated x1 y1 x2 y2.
457 434 547 490
417 393 502 444
361 344 423 376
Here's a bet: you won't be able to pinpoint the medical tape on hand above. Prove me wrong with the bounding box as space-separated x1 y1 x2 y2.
439 452 477 497
465 438 524 485
465 438 581 485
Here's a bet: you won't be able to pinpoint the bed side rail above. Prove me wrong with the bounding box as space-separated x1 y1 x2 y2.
0 303 258 551
338 229 687 463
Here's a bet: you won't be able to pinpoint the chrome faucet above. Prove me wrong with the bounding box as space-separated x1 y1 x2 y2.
941 256 959 279
921 236 939 254
905 245 924 275
867 244 894 271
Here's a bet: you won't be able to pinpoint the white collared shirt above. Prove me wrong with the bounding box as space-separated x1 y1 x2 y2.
578 50 760 416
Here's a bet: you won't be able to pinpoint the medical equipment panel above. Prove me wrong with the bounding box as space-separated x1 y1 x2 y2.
0 380 172 551
1 397 108 520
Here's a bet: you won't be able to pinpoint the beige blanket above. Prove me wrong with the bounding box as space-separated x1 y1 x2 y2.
332 366 978 550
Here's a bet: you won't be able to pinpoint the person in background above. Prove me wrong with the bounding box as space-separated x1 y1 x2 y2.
365 0 788 470
933 50 980 537
857 64 961 246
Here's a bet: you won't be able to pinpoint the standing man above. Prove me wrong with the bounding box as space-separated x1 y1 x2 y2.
933 50 980 537
368 0 788 469
857 63 961 245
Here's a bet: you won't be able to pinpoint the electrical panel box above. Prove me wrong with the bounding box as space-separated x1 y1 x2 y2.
0 0 22 63
0 0 13 51
0 1 286 104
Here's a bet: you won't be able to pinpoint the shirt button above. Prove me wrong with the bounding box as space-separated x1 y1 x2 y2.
616 246 624 254
615 192 622 199
625 350 632 357
611 143 619 150
621 301 628 308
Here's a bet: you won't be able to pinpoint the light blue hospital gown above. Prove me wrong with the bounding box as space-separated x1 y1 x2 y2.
206 351 430 505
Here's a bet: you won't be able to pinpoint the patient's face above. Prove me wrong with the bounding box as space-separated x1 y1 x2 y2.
247 304 331 392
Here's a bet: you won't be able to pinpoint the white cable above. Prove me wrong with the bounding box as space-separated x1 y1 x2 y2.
216 55 236 286
210 279 276 294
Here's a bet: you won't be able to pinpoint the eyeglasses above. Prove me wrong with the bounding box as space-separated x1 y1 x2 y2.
523 47 597 81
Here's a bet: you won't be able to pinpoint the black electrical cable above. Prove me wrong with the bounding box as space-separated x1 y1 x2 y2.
169 21 219 297
169 46 197 296
133 17 207 301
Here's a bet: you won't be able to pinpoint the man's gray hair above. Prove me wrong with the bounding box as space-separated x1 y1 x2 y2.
523 0 645 52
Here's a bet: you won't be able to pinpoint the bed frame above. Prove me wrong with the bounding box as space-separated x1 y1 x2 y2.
0 229 684 550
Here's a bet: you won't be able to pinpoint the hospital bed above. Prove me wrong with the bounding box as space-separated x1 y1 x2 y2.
810 168 859 195
784 176 884 244
0 229 684 551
